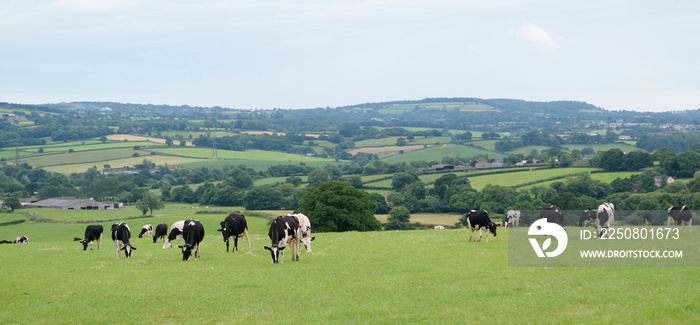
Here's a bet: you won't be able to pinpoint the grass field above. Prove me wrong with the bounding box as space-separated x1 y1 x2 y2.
0 209 696 324
381 144 506 164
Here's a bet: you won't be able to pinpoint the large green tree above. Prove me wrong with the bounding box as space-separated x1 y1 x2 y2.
135 191 165 215
297 181 380 232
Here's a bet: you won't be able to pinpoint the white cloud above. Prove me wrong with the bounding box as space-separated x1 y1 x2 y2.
515 22 557 49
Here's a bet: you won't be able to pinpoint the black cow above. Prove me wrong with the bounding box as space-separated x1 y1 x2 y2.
153 223 168 243
540 205 564 225
138 224 153 238
578 210 597 227
111 222 136 259
466 210 497 242
79 225 103 250
668 205 693 231
217 213 252 254
178 219 205 261
642 212 654 226
264 215 299 263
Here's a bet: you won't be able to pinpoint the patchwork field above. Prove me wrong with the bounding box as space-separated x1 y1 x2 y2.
0 208 696 324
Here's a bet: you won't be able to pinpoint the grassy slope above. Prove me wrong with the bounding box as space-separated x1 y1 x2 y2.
0 211 696 324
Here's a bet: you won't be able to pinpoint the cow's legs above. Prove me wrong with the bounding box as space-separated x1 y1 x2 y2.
97 233 102 250
114 241 121 259
243 229 252 255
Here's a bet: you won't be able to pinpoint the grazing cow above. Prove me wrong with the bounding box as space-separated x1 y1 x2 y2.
264 215 299 263
79 225 103 250
13 236 31 244
505 210 521 228
111 222 136 259
434 225 445 230
668 205 693 231
597 202 615 239
217 213 252 254
162 220 185 249
1 236 31 244
578 210 598 227
138 224 153 238
178 219 205 261
153 223 168 243
540 206 564 225
466 210 497 242
642 212 654 226
287 213 315 254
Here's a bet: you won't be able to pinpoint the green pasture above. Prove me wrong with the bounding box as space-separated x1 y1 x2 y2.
565 143 646 153
42 155 206 174
152 148 335 163
412 137 451 145
0 210 696 324
517 171 644 190
467 167 599 191
22 148 151 168
380 145 506 164
179 159 345 172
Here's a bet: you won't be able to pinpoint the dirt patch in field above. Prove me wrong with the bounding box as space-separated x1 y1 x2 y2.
348 144 428 155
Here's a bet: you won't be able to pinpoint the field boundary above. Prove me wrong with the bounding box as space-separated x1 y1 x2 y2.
16 211 155 224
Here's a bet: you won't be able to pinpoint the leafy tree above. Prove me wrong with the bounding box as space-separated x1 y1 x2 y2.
3 197 21 211
244 187 285 210
391 172 420 191
171 185 196 203
385 206 411 230
308 169 330 187
368 192 391 214
135 192 164 215
297 181 380 232
346 175 363 189
596 149 624 171
621 151 653 171
285 176 303 186
666 151 700 178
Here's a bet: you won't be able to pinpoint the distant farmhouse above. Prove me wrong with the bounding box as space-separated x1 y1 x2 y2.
25 197 113 210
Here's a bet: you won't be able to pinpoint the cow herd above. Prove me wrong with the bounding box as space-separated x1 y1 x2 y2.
464 203 694 243
69 212 314 263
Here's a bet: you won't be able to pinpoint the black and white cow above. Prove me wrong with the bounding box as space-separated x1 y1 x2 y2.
2 236 31 244
178 219 205 261
597 202 615 239
578 209 598 227
540 205 564 225
642 212 654 226
668 205 693 231
153 223 168 243
162 220 185 249
138 224 153 238
466 210 497 242
111 222 136 259
286 213 315 254
217 213 251 254
505 210 520 228
79 225 103 250
264 215 299 263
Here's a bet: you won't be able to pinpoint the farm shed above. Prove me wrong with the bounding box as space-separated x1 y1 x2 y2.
26 197 113 210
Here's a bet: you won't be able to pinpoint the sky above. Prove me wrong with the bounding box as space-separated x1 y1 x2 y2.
1 0 699 112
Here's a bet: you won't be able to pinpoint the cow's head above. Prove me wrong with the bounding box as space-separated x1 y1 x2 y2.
300 227 315 253
264 245 285 263
80 240 89 251
217 222 230 242
179 244 193 261
488 223 498 237
162 240 172 249
121 244 136 258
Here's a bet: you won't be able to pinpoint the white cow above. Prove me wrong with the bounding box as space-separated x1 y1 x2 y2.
162 220 185 249
505 210 520 228
597 203 615 239
285 213 315 255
